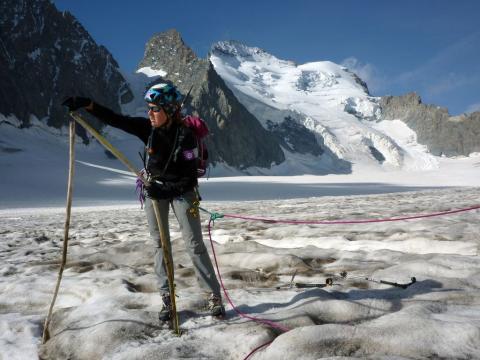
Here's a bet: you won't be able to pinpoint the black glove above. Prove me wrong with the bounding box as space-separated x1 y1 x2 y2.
144 182 170 200
145 180 185 200
62 96 92 111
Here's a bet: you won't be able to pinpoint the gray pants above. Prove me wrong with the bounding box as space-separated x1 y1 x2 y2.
144 191 221 297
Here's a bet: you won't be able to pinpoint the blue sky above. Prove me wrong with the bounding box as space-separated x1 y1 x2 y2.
53 0 480 115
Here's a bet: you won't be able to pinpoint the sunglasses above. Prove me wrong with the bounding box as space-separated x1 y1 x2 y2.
147 105 162 113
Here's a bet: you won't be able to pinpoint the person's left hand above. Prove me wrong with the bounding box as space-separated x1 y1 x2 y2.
62 96 92 111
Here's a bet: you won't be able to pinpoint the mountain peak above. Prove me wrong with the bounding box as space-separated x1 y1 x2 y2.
139 29 197 70
210 41 369 107
211 40 267 58
211 40 296 67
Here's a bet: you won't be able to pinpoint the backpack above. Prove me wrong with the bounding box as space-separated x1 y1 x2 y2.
180 115 209 177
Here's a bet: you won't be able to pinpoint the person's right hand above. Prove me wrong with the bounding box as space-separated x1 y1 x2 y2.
62 97 92 111
144 182 170 200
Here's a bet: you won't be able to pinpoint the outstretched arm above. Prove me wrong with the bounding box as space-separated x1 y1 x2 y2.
87 102 151 142
62 96 151 143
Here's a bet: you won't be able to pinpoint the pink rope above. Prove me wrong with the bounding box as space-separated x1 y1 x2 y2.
244 340 274 360
222 204 480 225
208 219 288 359
207 219 290 333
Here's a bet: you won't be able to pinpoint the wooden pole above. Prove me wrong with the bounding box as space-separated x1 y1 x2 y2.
42 119 76 343
151 201 180 334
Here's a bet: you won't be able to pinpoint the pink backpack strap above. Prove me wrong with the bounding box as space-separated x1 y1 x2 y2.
183 115 209 138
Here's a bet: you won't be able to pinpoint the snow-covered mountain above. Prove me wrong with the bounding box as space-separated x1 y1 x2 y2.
210 41 442 174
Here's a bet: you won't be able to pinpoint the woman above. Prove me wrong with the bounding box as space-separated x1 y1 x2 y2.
62 83 224 321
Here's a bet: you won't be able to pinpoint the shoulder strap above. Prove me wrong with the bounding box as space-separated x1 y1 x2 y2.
173 126 187 162
160 126 180 177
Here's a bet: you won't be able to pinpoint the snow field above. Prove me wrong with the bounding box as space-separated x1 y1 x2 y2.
1 187 480 359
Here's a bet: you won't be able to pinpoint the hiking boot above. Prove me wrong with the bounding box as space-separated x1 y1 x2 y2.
159 293 172 322
208 293 225 317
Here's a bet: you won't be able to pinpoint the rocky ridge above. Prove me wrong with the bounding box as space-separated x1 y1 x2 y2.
379 93 480 156
0 0 133 133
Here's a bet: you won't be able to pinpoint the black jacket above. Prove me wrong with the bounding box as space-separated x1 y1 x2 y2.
88 103 198 198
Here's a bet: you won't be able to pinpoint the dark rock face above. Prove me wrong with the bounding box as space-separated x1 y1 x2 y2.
380 93 480 156
0 0 133 130
344 69 370 95
368 146 385 163
138 29 285 168
266 117 323 156
138 29 203 87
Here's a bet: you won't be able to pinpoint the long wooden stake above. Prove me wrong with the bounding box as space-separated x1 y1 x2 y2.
68 111 180 335
42 119 76 343
151 201 180 333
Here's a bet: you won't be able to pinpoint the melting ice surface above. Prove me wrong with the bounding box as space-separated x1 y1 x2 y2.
1 187 480 359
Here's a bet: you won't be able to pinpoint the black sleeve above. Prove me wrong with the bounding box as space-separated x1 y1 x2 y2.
87 102 151 144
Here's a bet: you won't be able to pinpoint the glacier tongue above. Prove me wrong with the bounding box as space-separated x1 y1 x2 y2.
210 41 438 173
